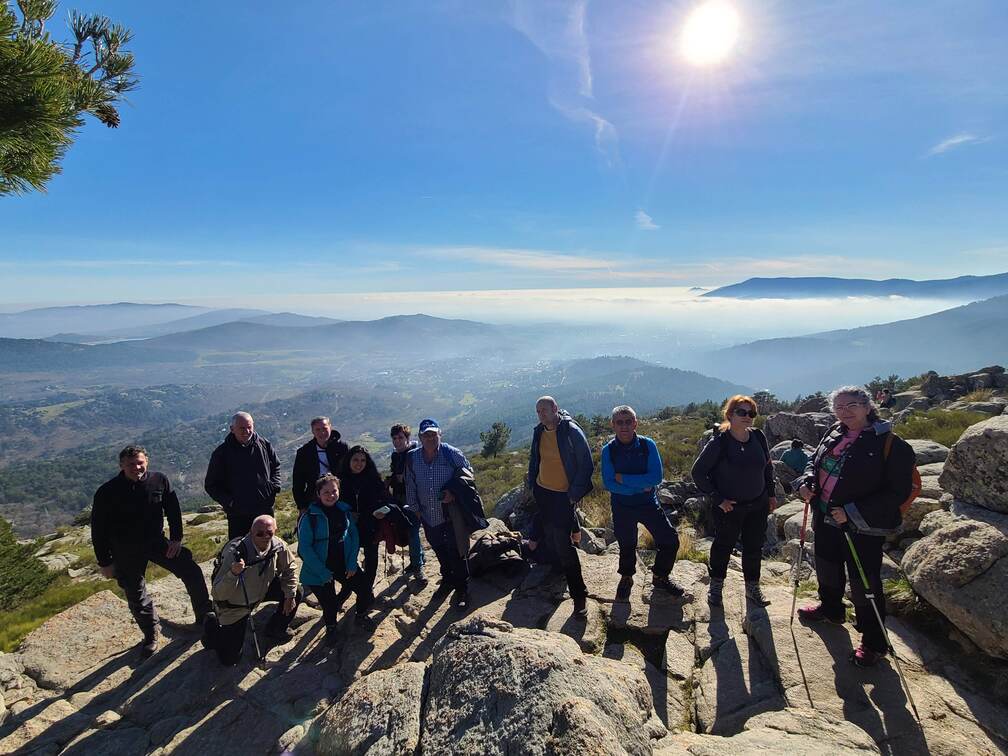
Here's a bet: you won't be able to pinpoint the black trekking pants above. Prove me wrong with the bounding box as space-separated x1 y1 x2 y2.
708 494 769 582
612 502 679 578
113 538 212 636
226 507 275 541
424 522 469 592
814 511 887 653
305 571 370 628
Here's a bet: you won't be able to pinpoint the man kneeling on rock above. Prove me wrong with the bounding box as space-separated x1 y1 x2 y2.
202 514 302 665
92 445 212 660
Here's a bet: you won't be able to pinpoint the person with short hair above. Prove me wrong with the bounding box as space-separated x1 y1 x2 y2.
781 438 810 474
691 395 777 608
92 445 212 659
388 423 426 585
601 406 684 602
202 515 301 665
204 412 282 539
292 416 350 513
298 474 372 645
795 386 915 667
404 419 479 609
526 396 594 619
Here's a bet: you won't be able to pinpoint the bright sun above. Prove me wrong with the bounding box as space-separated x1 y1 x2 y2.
680 2 741 67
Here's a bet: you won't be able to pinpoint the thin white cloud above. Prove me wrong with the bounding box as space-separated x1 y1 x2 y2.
509 0 620 166
635 210 659 231
424 245 613 272
925 132 988 157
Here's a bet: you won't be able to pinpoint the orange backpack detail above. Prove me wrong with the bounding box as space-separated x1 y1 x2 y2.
883 433 922 517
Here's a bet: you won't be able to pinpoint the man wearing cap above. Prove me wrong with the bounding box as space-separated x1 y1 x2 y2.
404 419 474 608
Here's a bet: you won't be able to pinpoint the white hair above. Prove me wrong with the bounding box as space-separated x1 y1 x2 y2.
231 411 253 426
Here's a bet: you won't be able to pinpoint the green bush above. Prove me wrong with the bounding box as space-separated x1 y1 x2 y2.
0 517 56 612
896 409 987 448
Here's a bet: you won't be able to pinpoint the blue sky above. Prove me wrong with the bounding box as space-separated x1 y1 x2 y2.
2 0 1007 312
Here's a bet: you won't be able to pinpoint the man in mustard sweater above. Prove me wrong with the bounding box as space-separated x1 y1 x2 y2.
526 396 595 619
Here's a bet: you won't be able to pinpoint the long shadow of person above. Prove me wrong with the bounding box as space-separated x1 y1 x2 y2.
804 621 928 755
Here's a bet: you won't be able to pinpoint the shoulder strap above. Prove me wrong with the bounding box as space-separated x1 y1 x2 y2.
754 428 771 461
883 432 894 460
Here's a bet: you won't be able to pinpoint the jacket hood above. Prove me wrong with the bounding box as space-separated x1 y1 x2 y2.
537 408 574 431
227 431 259 449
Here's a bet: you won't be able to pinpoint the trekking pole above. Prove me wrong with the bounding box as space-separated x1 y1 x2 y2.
789 497 811 626
237 570 263 661
843 528 922 724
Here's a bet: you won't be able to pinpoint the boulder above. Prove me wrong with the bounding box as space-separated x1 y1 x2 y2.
421 617 667 755
919 508 957 536
890 390 927 412
902 501 1008 658
938 415 1008 513
772 460 799 491
919 371 948 398
968 373 994 390
763 412 834 449
888 497 944 543
904 439 949 465
771 500 805 538
493 485 537 534
783 510 813 543
794 393 828 413
915 461 944 477
657 709 881 754
311 662 425 756
577 527 607 556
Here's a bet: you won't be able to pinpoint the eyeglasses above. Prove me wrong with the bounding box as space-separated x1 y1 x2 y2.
834 401 866 412
733 408 758 418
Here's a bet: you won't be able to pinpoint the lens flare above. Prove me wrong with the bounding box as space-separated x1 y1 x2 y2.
680 2 741 67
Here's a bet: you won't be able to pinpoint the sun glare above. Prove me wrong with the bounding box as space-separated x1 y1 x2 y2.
680 2 741 67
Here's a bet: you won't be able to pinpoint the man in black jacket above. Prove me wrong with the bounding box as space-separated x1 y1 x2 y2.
292 416 349 512
92 445 212 659
205 412 282 539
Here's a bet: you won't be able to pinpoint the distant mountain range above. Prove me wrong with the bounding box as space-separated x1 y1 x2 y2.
702 272 1008 300
694 294 1008 395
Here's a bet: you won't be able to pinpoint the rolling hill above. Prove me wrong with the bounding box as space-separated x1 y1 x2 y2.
702 272 1008 300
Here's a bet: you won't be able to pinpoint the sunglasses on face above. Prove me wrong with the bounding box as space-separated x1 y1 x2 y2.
253 530 274 538
733 408 758 418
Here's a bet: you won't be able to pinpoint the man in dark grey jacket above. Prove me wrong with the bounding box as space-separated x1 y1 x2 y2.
526 396 594 619
205 412 282 539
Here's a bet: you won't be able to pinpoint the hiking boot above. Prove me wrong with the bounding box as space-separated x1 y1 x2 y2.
432 581 453 600
615 576 633 602
573 595 588 620
412 572 429 590
745 581 770 607
200 611 219 650
797 604 845 625
324 624 340 647
139 631 158 660
452 589 470 611
354 611 377 632
707 578 724 608
849 644 885 667
653 575 685 599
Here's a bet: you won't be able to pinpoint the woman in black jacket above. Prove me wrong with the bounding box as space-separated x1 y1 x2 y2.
338 445 390 602
692 395 777 608
795 385 915 667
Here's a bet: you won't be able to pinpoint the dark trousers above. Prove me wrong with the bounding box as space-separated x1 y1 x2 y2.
424 521 469 592
207 577 301 666
709 495 769 582
305 571 370 628
612 503 679 578
113 539 212 636
814 512 887 652
226 507 274 541
533 486 587 600
361 543 379 599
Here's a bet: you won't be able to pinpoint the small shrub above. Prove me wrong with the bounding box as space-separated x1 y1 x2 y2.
896 409 987 448
962 388 995 402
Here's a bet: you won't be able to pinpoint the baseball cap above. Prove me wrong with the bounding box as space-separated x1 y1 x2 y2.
418 418 441 434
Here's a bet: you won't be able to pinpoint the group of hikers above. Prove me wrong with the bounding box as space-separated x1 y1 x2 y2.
91 384 915 673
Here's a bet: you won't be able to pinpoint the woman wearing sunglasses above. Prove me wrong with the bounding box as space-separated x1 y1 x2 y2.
691 394 777 608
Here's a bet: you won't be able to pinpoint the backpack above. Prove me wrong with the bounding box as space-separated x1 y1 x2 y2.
883 433 922 517
210 537 243 583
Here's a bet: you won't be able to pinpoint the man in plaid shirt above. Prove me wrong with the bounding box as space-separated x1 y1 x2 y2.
404 418 473 608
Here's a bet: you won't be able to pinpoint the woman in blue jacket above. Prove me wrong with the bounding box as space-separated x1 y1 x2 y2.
298 473 372 645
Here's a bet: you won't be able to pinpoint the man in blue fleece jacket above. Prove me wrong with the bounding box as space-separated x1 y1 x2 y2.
601 405 683 602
